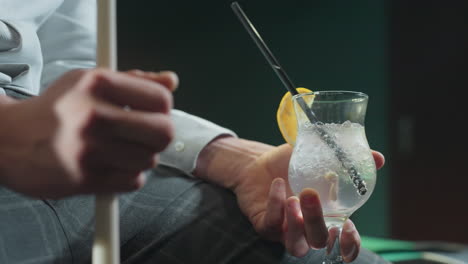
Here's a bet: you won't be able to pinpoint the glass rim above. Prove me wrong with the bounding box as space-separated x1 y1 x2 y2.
292 90 368 102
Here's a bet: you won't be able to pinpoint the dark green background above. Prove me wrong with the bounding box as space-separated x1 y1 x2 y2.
118 0 389 237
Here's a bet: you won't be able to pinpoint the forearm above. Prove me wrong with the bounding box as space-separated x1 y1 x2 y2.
193 136 273 190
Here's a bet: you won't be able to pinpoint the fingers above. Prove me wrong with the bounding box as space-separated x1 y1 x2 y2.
340 220 361 263
52 68 177 195
83 171 147 194
78 138 157 172
78 69 174 113
285 197 310 257
299 188 328 249
126 70 179 92
283 189 329 258
283 192 360 263
263 178 286 237
81 102 174 151
72 102 172 193
372 150 385 170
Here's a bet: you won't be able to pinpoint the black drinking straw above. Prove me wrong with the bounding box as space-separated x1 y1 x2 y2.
231 2 367 195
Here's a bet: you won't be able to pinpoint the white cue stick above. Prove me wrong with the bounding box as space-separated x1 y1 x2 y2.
93 1 119 264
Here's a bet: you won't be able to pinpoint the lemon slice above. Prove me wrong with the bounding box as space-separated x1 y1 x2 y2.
276 87 313 145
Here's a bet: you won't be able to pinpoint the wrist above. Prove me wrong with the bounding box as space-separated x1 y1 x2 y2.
0 97 50 179
0 97 18 184
193 136 273 190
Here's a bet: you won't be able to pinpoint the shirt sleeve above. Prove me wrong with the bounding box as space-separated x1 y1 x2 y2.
159 110 237 176
0 18 44 96
37 0 97 92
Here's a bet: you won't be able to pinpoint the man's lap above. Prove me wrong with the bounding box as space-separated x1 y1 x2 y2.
0 166 388 264
0 187 71 263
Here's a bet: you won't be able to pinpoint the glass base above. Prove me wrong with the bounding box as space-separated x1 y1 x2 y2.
322 225 344 264
323 255 343 264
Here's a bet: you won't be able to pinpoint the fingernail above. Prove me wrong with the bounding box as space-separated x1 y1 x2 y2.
287 197 300 212
344 220 356 233
302 193 319 208
130 69 145 76
160 71 179 88
273 178 283 191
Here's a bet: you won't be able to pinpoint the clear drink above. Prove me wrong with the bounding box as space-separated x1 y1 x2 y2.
289 121 376 225
288 91 377 264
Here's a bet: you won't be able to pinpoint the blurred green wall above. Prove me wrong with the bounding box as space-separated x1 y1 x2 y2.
118 0 389 237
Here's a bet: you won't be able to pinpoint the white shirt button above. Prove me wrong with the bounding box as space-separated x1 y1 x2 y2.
174 141 185 152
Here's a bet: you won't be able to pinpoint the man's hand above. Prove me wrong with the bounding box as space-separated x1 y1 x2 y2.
194 137 385 262
0 69 178 199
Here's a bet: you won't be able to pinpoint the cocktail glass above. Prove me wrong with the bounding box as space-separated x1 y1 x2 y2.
288 91 377 264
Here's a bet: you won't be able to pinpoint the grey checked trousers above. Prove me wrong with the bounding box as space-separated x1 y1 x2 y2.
0 166 388 264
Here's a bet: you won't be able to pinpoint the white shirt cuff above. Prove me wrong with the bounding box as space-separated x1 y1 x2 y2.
159 110 237 176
